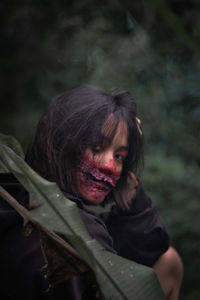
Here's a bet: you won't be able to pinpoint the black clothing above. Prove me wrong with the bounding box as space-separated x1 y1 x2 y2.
0 173 169 299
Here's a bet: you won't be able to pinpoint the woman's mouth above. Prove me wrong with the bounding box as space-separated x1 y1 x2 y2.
77 171 112 196
82 171 113 190
76 154 121 203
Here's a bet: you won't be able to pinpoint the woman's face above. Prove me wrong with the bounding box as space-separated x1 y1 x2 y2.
76 116 129 204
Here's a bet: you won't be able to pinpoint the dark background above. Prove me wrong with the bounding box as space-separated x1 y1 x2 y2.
0 1 200 299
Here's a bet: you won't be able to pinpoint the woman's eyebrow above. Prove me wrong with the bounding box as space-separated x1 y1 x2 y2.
100 134 129 150
116 145 129 153
98 134 112 144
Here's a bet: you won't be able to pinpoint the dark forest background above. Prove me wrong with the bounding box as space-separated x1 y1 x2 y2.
0 0 200 299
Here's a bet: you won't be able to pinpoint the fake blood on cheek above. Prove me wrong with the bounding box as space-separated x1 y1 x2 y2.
78 154 121 187
76 154 121 203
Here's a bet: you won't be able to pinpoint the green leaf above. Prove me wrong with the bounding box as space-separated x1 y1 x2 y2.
0 133 25 173
0 184 88 287
0 144 165 300
0 133 25 158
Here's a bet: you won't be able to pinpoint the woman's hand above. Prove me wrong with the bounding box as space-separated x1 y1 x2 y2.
114 171 139 211
114 117 141 210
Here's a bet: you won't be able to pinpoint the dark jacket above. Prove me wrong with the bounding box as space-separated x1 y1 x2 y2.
0 173 169 299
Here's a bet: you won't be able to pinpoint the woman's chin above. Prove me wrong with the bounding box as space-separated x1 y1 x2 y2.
79 188 109 205
76 174 111 204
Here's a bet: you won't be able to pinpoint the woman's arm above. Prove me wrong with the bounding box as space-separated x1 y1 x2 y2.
100 174 170 267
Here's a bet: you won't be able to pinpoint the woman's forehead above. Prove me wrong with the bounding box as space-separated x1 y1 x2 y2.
101 114 129 147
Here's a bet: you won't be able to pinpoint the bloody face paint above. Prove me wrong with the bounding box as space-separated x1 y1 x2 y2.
76 116 129 204
76 154 121 204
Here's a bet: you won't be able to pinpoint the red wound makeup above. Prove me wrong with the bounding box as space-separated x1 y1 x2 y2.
76 154 121 204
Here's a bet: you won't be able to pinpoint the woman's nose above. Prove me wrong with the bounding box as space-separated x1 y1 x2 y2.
97 153 115 174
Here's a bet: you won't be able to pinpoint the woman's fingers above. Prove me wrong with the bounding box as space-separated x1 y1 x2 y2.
114 190 131 211
114 172 138 211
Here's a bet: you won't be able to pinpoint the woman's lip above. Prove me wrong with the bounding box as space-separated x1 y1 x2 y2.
81 170 113 189
90 179 110 191
78 171 111 192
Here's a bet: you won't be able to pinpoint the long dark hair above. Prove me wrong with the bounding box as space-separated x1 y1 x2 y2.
26 85 143 196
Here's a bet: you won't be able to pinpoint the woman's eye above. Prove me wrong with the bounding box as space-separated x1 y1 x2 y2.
115 154 126 161
92 145 102 153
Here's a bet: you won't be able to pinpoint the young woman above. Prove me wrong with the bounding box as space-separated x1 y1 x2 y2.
0 86 183 299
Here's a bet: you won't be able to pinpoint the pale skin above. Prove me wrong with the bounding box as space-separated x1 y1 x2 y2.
77 115 183 299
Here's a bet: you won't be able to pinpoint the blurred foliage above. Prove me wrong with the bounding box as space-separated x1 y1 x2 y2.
0 0 200 299
142 152 200 300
